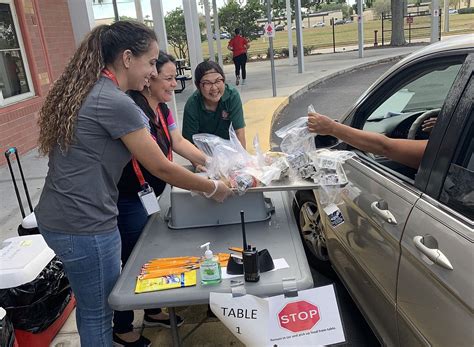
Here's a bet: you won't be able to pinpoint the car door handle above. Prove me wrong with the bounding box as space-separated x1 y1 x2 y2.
413 236 454 270
370 200 397 225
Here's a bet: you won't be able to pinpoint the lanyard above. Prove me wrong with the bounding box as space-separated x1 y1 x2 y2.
156 106 173 161
101 69 148 188
101 68 119 86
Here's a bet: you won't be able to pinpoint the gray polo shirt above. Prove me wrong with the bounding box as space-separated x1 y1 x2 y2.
35 77 145 234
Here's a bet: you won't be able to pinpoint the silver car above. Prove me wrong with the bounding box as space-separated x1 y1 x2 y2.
293 35 474 346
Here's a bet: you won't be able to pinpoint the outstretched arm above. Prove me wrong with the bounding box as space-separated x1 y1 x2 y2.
308 112 427 169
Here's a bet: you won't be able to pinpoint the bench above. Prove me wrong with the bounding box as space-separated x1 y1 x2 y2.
175 74 192 93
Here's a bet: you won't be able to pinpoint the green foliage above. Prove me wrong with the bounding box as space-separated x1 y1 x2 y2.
165 8 188 59
373 0 391 18
218 0 264 41
458 6 474 13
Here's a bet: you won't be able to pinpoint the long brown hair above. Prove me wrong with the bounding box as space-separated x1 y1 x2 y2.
38 21 157 155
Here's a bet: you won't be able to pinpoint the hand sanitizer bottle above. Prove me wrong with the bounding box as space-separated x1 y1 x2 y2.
200 242 221 285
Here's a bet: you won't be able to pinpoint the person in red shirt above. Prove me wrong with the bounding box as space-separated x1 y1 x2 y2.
227 28 250 85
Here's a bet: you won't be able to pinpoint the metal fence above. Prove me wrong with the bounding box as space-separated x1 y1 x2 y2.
381 10 442 46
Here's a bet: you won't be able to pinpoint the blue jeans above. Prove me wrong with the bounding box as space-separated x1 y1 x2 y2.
113 195 161 334
39 225 121 347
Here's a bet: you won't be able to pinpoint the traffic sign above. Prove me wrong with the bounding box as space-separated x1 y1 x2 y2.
264 22 275 38
278 300 320 333
407 16 414 24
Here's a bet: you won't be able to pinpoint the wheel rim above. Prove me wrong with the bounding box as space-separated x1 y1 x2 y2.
299 201 328 261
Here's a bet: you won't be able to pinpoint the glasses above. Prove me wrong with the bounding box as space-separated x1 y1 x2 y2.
200 78 224 89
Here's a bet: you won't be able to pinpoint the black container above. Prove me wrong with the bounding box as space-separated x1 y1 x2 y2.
243 246 260 282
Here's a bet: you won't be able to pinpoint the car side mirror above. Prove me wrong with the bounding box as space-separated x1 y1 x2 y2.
314 134 340 149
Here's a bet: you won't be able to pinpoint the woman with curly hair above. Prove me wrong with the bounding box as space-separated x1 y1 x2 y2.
35 21 231 347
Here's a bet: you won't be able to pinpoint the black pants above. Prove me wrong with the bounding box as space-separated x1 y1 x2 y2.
233 53 247 80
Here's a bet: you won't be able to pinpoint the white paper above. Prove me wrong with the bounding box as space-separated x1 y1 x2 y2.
210 285 346 347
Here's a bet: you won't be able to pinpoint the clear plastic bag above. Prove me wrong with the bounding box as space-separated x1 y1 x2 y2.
275 105 317 154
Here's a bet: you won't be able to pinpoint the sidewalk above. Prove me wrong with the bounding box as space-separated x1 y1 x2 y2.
0 44 419 346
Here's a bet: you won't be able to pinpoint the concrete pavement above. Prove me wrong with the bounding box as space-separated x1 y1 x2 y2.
0 44 421 346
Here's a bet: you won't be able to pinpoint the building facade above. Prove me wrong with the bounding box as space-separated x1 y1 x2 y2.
0 0 76 165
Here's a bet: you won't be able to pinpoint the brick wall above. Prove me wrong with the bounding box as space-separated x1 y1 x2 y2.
0 0 75 166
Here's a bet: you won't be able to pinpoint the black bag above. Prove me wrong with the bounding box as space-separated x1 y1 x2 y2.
4 147 40 236
0 309 15 347
0 258 71 333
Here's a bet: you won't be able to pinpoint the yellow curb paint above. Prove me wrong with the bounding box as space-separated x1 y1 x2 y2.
243 97 288 153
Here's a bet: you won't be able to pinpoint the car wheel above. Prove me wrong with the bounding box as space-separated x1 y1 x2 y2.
294 191 335 278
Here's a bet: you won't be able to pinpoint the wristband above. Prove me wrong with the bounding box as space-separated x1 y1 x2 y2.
203 180 219 198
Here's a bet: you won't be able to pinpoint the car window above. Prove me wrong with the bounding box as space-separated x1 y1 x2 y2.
363 62 462 132
439 115 474 220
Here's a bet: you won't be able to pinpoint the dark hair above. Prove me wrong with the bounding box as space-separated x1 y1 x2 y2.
194 60 225 89
38 21 157 155
235 28 241 35
156 51 176 73
101 21 157 65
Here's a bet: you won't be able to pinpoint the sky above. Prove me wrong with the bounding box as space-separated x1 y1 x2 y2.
92 0 226 20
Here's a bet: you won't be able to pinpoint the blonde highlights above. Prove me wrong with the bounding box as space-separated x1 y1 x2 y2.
38 25 107 155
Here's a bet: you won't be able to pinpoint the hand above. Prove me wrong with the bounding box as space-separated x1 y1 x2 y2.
307 112 335 135
207 180 233 203
421 117 437 133
195 164 207 173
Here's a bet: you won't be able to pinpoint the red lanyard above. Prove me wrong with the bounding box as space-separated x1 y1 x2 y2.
156 106 173 161
101 68 119 86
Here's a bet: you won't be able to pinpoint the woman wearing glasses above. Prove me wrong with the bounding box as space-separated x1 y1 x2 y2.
182 61 246 151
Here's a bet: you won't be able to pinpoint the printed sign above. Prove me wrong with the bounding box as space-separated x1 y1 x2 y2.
264 22 275 38
324 203 345 228
210 285 345 346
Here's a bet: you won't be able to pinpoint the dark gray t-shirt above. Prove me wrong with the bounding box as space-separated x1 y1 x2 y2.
35 77 145 234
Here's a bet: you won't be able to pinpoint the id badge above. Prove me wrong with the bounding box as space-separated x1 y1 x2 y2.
138 185 160 216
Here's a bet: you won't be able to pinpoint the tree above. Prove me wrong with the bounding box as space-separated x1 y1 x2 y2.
165 8 189 59
218 0 263 40
373 0 391 18
391 0 407 46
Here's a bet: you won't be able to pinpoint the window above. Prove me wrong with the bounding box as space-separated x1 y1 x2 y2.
0 1 34 106
440 111 474 220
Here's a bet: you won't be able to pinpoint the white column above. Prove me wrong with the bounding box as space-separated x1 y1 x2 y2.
150 0 178 125
67 0 94 47
357 0 364 58
444 0 449 32
431 0 440 43
212 0 223 67
295 0 304 73
190 0 203 63
135 0 144 22
183 0 199 91
203 0 215 61
286 0 294 65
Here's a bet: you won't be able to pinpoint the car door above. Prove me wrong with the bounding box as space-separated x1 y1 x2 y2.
397 77 474 346
318 52 469 345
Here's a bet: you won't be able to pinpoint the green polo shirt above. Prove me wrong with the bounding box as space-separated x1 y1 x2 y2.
182 84 245 143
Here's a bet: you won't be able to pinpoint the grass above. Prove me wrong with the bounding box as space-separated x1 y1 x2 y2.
193 13 474 61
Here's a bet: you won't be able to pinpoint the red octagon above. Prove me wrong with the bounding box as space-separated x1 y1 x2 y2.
278 301 320 333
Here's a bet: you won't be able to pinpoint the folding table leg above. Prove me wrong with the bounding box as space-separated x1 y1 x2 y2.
168 307 182 347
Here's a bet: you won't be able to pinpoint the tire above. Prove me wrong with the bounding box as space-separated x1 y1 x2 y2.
293 190 336 279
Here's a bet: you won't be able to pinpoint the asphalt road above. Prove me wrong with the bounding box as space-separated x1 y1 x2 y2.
271 61 398 150
275 61 399 346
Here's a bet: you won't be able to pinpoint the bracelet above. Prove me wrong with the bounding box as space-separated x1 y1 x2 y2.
203 180 219 198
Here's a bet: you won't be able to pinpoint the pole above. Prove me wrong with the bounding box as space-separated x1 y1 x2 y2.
212 0 223 67
112 0 119 22
286 0 294 65
295 0 304 73
444 0 449 32
332 18 335 53
134 0 143 22
357 0 364 58
183 0 199 91
190 0 203 63
203 0 215 61
431 0 440 43
149 0 178 127
266 0 277 97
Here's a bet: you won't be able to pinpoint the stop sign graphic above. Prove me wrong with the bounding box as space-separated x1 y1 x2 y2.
278 301 320 333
